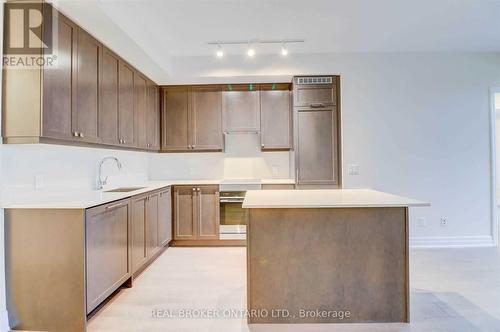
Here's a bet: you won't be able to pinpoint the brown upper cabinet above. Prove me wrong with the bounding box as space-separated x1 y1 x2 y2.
2 4 160 151
41 13 77 141
162 87 189 151
134 73 148 148
74 28 100 143
260 84 292 150
147 81 160 150
161 86 223 152
222 85 260 133
118 62 136 147
99 47 120 145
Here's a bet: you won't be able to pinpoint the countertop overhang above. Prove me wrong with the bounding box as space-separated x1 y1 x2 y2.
242 188 429 208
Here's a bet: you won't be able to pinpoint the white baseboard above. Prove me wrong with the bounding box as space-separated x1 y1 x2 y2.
0 309 9 332
410 235 496 248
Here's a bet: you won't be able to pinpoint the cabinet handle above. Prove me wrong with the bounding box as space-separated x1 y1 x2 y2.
73 132 79 137
106 202 123 210
123 139 126 144
192 187 196 192
147 143 151 147
192 145 195 149
79 132 84 138
197 187 200 192
261 144 265 148
310 103 325 108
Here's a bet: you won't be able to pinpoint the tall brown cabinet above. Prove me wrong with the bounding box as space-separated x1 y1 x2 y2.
293 76 342 188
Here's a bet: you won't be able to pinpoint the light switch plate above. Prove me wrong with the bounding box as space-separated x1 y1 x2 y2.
34 175 45 190
347 164 360 176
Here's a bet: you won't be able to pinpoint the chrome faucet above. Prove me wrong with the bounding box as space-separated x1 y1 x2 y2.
97 156 122 190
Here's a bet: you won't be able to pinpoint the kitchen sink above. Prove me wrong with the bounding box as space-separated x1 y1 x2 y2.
104 187 145 193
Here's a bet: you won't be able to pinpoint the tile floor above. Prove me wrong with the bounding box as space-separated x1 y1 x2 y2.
88 246 500 332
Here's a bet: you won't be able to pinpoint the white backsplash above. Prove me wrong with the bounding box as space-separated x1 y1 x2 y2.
0 144 149 202
148 134 292 180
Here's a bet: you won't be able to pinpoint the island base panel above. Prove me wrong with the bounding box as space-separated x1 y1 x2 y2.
247 207 408 324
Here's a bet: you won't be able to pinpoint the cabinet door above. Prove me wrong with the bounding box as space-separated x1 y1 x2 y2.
222 89 260 132
75 28 100 142
158 188 172 246
99 47 119 145
131 195 148 273
196 185 219 240
296 108 339 186
118 62 135 146
173 186 196 240
134 73 148 148
190 87 223 150
293 84 336 108
42 14 77 140
146 192 160 258
260 87 291 150
86 200 130 313
146 82 160 150
162 88 189 151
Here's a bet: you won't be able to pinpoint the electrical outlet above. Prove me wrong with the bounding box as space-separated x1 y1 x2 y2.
34 175 45 190
271 166 279 177
347 164 360 176
417 217 426 227
440 217 447 227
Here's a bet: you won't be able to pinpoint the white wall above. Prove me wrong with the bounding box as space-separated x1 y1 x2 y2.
170 52 500 246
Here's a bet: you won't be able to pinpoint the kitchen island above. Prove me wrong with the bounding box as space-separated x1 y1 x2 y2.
243 189 428 324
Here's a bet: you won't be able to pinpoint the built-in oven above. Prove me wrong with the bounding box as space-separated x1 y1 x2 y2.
219 191 247 240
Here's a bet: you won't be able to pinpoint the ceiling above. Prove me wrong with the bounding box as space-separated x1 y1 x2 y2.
96 0 500 57
56 0 500 83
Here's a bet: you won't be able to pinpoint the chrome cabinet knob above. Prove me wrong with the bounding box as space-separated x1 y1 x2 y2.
73 132 79 137
79 132 84 138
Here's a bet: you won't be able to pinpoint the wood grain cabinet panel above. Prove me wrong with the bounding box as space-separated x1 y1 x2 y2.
173 186 196 240
296 108 338 186
190 87 223 150
294 85 336 108
146 192 161 257
131 195 148 273
86 200 130 313
99 47 119 145
222 89 260 132
260 86 292 150
42 14 77 140
147 81 160 150
173 185 219 241
196 186 219 239
134 74 148 148
162 88 189 151
158 188 172 246
118 63 135 146
75 28 100 143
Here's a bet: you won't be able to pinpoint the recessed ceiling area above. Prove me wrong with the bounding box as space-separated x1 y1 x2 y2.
57 0 500 83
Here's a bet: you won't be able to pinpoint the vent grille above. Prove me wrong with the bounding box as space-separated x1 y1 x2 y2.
295 76 332 85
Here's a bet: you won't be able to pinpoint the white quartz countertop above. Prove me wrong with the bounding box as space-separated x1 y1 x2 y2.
242 189 429 208
1 178 296 209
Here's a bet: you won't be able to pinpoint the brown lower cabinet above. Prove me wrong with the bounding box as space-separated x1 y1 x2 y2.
173 185 219 242
131 187 172 275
